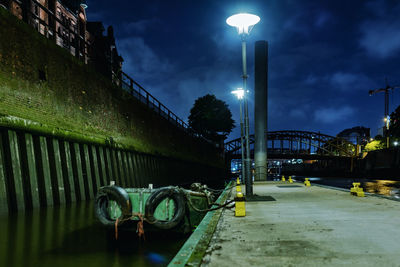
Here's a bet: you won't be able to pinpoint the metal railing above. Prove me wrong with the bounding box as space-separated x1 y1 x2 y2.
3 0 212 143
120 72 192 131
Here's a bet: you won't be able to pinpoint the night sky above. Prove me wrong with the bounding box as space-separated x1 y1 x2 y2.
86 0 400 140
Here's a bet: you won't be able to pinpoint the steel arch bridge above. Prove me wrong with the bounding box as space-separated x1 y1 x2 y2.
225 130 356 160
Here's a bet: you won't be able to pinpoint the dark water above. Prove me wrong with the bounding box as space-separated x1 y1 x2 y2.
292 176 400 199
0 202 188 267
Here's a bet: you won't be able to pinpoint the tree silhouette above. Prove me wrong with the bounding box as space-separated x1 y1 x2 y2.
188 94 235 142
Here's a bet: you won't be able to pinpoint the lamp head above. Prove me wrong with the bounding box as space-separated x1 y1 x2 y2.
232 88 245 100
80 1 88 9
226 13 260 35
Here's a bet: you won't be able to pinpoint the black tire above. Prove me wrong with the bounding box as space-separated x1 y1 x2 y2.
95 186 131 226
145 187 186 230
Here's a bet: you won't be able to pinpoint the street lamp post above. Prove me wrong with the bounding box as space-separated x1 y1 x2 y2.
227 13 260 196
232 88 245 183
384 116 390 148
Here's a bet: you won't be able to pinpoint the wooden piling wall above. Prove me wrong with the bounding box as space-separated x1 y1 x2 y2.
0 127 224 215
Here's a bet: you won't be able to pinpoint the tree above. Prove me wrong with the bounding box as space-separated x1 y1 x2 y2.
188 94 235 142
364 140 385 151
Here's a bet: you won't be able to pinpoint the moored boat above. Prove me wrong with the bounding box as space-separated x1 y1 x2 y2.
94 183 220 236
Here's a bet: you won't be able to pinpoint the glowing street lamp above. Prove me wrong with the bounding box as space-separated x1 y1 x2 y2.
226 13 260 36
227 13 260 196
232 88 244 99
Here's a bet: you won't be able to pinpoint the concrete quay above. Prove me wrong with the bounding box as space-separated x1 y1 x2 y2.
202 181 400 267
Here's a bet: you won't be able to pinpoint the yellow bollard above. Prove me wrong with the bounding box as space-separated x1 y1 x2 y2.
236 177 242 191
304 178 311 187
288 176 293 183
350 182 365 197
234 192 246 217
356 190 365 197
281 175 286 182
350 182 360 193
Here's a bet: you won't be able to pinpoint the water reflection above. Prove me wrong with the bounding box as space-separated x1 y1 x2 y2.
293 176 400 198
0 202 187 267
363 180 400 197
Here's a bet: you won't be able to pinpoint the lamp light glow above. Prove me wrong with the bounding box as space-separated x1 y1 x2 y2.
232 88 245 99
226 13 260 35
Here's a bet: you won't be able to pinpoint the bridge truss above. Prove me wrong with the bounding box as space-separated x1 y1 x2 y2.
225 130 356 159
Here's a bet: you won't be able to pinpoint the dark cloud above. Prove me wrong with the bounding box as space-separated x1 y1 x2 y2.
87 0 400 139
314 106 355 124
360 21 400 59
121 19 161 35
359 1 400 59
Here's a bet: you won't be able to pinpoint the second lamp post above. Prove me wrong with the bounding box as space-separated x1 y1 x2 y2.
227 13 260 196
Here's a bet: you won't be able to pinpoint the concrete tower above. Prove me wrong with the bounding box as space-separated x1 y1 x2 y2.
254 40 268 181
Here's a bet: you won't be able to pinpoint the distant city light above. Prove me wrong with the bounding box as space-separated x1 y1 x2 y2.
394 141 398 146
232 88 245 99
226 13 260 35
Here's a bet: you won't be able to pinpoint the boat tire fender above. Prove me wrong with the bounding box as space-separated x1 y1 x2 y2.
145 187 185 230
95 186 131 226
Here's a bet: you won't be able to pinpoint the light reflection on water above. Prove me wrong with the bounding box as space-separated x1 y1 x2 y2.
0 202 187 267
293 176 400 198
363 180 400 197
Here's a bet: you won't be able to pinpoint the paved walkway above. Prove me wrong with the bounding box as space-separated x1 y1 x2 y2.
202 181 400 267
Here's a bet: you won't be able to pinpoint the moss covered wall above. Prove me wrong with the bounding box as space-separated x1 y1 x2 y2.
0 9 223 168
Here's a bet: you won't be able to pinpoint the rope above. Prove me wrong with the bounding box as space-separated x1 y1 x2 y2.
114 218 119 240
205 185 235 193
114 212 147 240
184 191 235 212
136 213 145 241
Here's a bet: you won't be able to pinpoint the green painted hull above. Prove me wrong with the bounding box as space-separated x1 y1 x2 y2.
101 187 212 233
